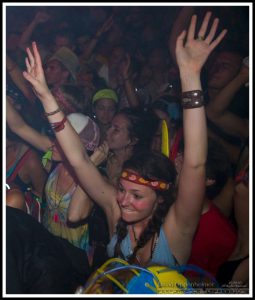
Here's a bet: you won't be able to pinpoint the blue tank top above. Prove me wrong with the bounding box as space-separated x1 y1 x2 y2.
107 226 178 267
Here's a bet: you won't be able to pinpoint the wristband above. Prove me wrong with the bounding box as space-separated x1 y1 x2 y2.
181 90 204 109
50 116 67 132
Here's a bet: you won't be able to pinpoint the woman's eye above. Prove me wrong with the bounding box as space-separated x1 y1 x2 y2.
118 186 124 193
134 194 142 200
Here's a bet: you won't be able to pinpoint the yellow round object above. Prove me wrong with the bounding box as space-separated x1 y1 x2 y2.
148 265 190 294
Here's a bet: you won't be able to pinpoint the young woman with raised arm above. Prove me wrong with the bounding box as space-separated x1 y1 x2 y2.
22 12 227 267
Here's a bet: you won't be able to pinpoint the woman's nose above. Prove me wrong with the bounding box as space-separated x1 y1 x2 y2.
119 193 131 206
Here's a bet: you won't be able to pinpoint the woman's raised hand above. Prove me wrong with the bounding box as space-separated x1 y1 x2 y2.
23 42 51 101
176 11 227 74
96 14 114 37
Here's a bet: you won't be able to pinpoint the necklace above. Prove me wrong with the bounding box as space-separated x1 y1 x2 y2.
131 225 159 264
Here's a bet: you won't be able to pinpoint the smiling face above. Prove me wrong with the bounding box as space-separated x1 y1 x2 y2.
117 176 159 223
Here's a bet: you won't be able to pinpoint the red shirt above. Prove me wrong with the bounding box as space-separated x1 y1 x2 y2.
188 202 237 277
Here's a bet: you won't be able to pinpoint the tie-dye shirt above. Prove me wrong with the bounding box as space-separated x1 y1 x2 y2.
43 164 92 261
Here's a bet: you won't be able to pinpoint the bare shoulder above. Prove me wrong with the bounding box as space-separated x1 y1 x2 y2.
6 188 27 211
24 148 44 169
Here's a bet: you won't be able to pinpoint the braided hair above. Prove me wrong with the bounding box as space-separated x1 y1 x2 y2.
114 151 177 263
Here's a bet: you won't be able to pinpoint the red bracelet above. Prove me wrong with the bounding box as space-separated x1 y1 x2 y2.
50 116 67 132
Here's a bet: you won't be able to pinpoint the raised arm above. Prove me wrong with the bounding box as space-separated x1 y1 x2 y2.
120 53 140 107
67 141 109 222
6 55 36 103
206 63 249 140
79 15 113 62
6 96 52 152
166 12 227 241
18 11 50 51
168 7 195 65
67 185 94 223
22 42 118 231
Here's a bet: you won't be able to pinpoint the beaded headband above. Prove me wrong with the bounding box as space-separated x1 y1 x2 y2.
121 170 170 191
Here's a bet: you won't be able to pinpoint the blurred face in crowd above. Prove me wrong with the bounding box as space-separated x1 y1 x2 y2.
148 48 167 69
77 69 94 87
109 47 126 66
106 113 132 151
44 60 69 87
94 98 117 126
207 51 242 90
53 36 73 52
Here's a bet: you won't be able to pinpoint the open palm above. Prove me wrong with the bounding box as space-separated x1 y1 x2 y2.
23 42 51 100
176 12 227 74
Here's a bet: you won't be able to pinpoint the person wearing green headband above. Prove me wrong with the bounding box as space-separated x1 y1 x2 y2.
92 88 119 145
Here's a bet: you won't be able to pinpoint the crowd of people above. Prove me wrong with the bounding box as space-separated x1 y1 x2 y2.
5 5 249 295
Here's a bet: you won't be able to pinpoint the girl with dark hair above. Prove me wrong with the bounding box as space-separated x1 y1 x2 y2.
95 106 159 186
111 151 177 264
22 12 227 268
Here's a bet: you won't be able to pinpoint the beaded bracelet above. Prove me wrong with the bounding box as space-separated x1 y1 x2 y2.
181 90 204 109
44 107 61 117
50 116 67 132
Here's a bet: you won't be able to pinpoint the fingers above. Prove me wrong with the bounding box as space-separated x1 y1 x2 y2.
96 141 109 155
32 41 43 69
22 70 35 85
186 11 227 50
176 30 187 50
198 11 212 40
25 57 32 73
209 29 228 51
26 46 35 68
187 15 197 41
101 141 109 153
205 18 219 44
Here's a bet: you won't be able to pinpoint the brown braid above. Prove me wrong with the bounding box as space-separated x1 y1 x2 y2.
127 190 174 263
113 219 128 259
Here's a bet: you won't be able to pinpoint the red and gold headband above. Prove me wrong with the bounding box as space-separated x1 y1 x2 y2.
121 170 170 191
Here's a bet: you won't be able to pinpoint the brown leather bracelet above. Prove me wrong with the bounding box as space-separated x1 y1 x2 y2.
181 90 204 109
